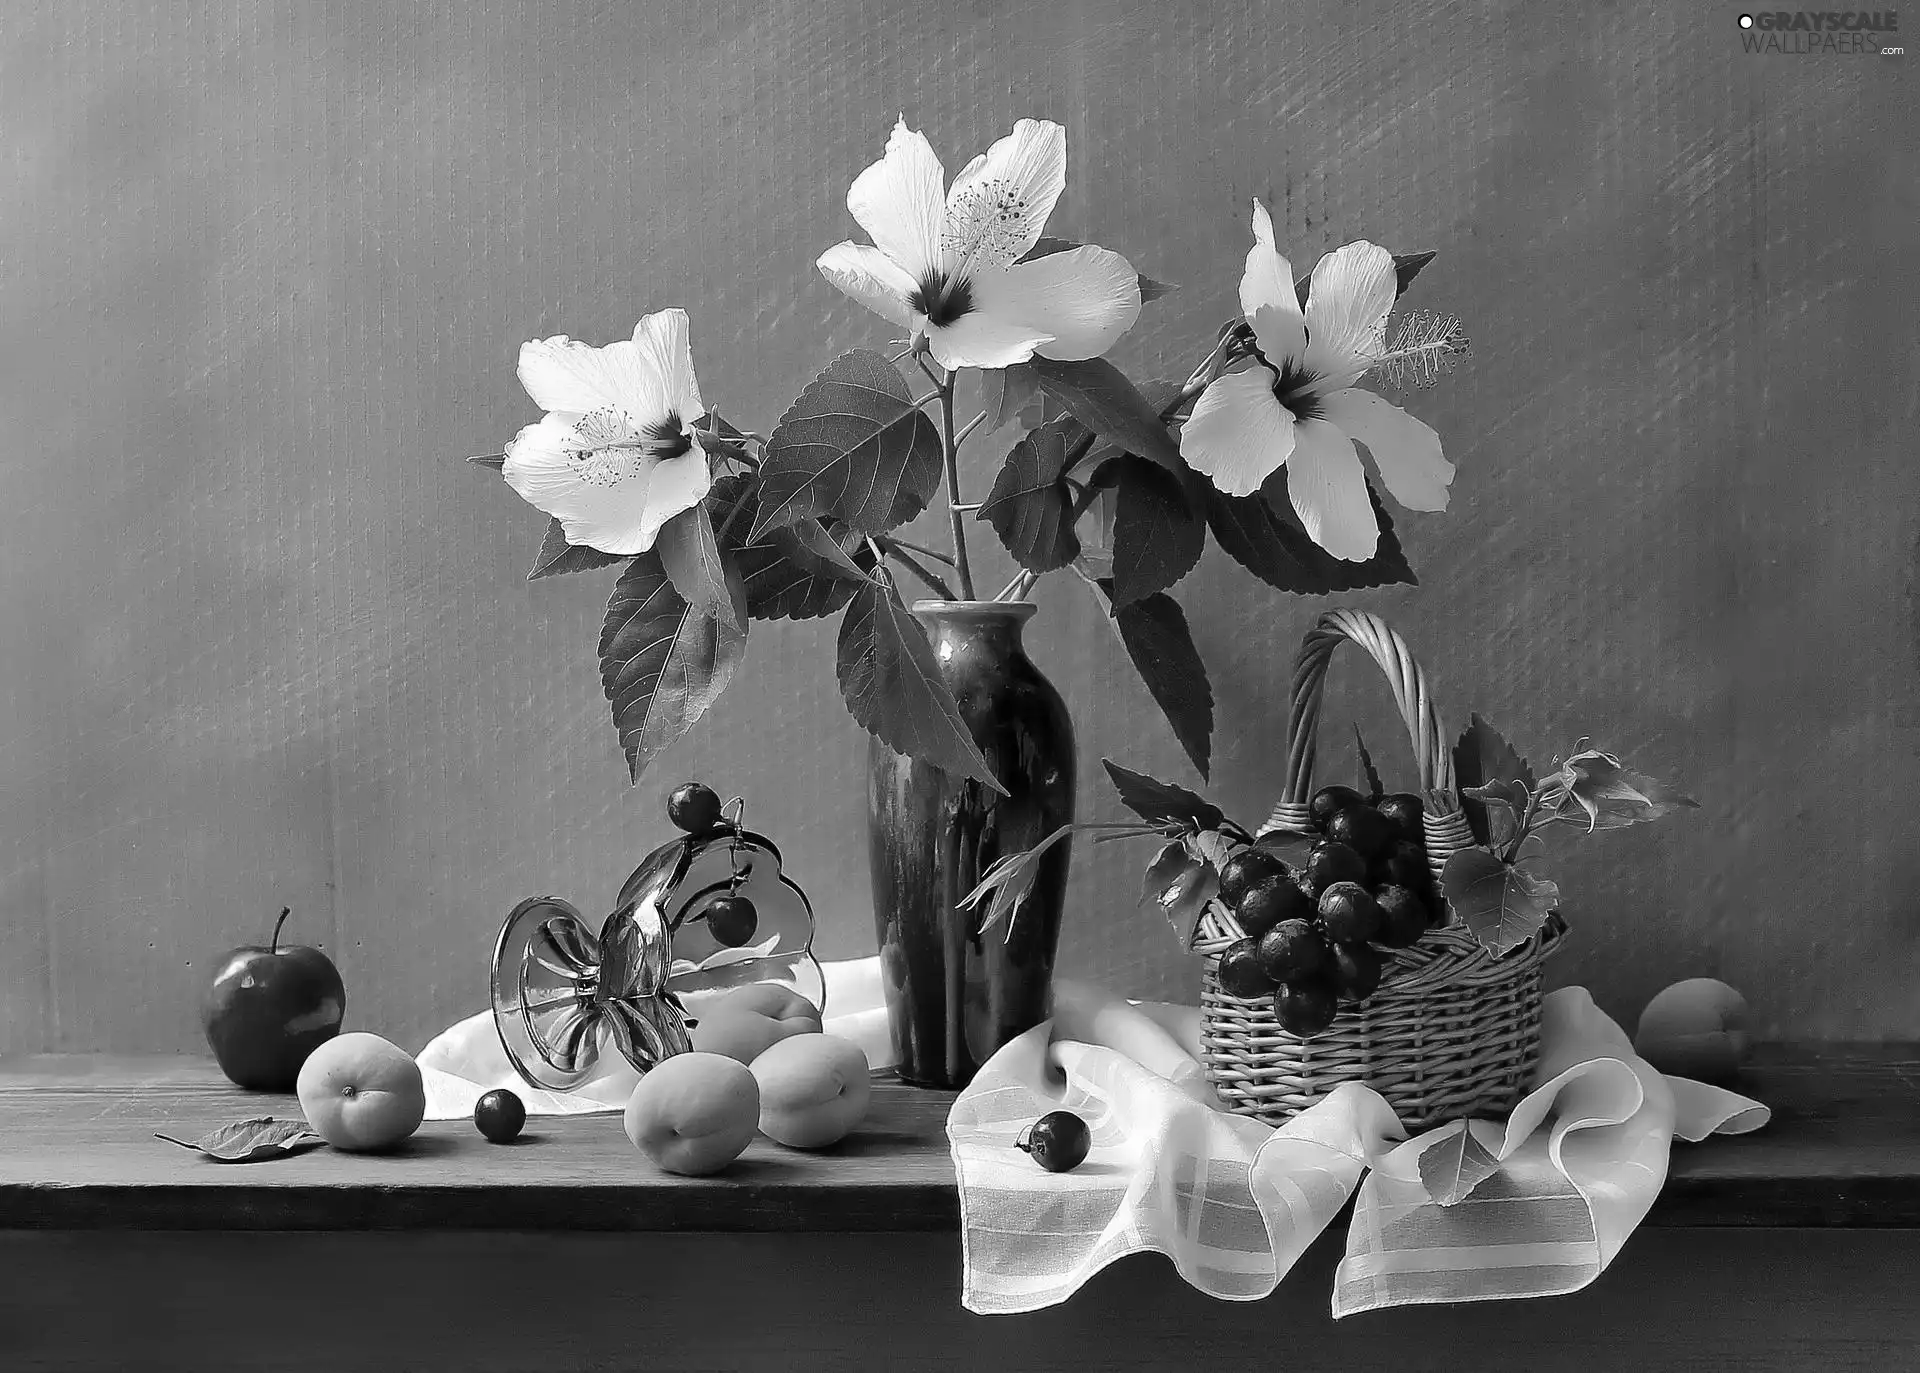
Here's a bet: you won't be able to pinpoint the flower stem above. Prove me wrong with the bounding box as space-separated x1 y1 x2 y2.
872 538 957 600
879 535 959 568
918 358 977 599
997 569 1039 601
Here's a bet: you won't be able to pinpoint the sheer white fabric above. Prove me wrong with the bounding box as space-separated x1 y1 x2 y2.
947 984 1768 1317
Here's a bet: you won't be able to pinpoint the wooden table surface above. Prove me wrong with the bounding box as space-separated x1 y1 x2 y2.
2 1044 1917 1231
4 1048 1920 1372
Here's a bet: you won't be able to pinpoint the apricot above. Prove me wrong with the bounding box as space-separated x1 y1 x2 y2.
623 1052 759 1176
688 983 822 1065
1635 978 1751 1083
749 1033 871 1149
296 1032 426 1152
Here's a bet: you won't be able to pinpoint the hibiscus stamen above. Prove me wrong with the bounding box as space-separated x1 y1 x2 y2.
1271 358 1326 423
910 271 974 328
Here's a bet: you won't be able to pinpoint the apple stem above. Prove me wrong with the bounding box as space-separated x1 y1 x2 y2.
270 906 291 953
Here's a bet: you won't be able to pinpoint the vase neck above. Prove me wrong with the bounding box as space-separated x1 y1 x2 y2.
910 600 1036 658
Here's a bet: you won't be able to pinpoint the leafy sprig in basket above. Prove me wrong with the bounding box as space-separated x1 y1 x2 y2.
967 608 1695 1131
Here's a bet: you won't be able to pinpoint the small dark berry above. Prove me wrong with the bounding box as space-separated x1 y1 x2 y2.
1375 884 1430 948
1018 1110 1091 1172
705 894 759 947
1305 841 1368 894
1273 980 1340 1038
1256 918 1329 984
1376 793 1426 842
1216 939 1275 999
1382 839 1431 889
1326 806 1392 859
1236 875 1314 939
666 782 725 834
1318 881 1383 944
473 1088 526 1144
1329 941 1384 1001
1309 785 1367 832
1218 847 1291 909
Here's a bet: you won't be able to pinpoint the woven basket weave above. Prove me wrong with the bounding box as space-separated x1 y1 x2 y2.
1194 608 1564 1132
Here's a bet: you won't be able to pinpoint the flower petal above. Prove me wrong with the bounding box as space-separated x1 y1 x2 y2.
969 245 1142 362
817 241 918 330
925 312 1055 371
1178 365 1294 497
1320 388 1454 512
630 308 703 426
943 118 1067 279
1302 240 1396 387
504 420 713 557
1241 198 1305 366
847 117 946 282
517 335 672 429
1285 418 1378 561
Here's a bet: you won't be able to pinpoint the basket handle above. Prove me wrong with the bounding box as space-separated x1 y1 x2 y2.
1279 609 1456 813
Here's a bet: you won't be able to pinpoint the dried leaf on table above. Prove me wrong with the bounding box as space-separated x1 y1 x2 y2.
155 1118 327 1164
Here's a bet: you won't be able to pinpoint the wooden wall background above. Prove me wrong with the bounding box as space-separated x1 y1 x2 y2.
2 2 1915 1053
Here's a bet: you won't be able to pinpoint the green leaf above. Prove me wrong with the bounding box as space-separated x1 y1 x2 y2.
836 579 1006 794
1114 592 1213 781
1546 745 1699 834
655 505 740 631
979 364 1054 431
155 1118 328 1164
1464 779 1532 851
1026 236 1175 308
1291 250 1437 308
600 553 748 783
978 427 1080 572
751 349 944 539
1415 1119 1503 1206
711 475 873 622
1027 356 1185 475
1109 457 1203 607
1453 715 1537 845
1440 847 1559 957
1200 475 1416 594
528 518 629 581
961 823 1076 937
1138 843 1219 944
1102 760 1224 832
1354 724 1383 800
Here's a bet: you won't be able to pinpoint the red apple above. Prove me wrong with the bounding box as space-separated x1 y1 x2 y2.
202 908 346 1091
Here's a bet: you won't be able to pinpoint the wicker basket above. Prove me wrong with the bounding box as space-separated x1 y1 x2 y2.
1194 608 1565 1132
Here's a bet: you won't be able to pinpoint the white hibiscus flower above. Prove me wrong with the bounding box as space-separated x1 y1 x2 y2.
817 117 1143 370
500 308 713 556
1179 200 1456 561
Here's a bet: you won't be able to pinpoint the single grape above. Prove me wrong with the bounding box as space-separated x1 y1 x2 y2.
1309 785 1367 832
473 1088 526 1144
1376 793 1426 842
1329 941 1384 1001
666 782 725 834
1305 841 1368 895
1216 938 1275 999
705 893 759 948
1274 980 1340 1038
1218 847 1291 909
1318 881 1382 943
1017 1111 1091 1173
1374 884 1430 948
1326 806 1392 860
1256 918 1329 984
1236 875 1314 940
1380 839 1431 890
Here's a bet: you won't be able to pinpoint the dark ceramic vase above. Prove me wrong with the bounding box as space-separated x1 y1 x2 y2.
868 601 1076 1089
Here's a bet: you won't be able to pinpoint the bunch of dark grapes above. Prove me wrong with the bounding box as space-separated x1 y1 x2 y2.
1212 786 1445 1038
